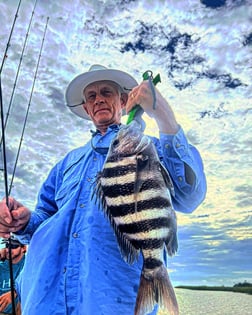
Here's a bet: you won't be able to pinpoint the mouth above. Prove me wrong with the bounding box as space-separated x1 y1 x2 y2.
94 108 110 115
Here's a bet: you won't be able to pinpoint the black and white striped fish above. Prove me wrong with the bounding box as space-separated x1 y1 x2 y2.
93 120 179 315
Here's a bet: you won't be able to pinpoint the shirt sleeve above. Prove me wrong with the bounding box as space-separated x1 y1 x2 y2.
14 163 61 243
152 126 207 213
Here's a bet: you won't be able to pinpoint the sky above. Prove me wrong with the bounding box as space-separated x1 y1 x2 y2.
0 0 251 287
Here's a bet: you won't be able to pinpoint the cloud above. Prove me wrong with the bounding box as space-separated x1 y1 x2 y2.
0 0 251 287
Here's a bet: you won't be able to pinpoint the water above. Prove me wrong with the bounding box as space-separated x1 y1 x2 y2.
158 289 252 315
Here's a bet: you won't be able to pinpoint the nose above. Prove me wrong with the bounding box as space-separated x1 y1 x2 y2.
94 93 105 105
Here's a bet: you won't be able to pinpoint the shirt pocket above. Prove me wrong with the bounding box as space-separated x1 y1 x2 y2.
55 176 80 209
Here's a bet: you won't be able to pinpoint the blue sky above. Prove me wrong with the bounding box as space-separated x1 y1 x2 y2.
0 0 251 287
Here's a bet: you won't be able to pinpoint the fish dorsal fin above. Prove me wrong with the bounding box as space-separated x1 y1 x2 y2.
111 218 140 264
159 162 175 197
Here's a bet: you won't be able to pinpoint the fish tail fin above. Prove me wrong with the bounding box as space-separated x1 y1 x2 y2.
135 265 179 315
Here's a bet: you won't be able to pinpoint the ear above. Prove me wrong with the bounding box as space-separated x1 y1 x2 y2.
120 93 128 109
22 245 27 254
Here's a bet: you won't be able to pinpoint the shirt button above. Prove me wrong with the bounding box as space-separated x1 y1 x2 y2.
165 144 170 149
87 177 91 182
175 143 180 148
73 233 79 238
80 203 85 208
178 176 183 182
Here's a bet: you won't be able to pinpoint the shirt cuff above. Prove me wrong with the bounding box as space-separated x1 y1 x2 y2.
13 212 39 244
159 126 189 159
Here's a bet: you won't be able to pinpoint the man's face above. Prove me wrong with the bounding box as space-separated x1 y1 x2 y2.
83 81 127 132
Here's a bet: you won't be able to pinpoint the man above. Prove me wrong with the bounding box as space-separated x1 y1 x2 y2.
0 65 207 314
0 237 26 315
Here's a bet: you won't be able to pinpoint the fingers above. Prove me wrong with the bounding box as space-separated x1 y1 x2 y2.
0 292 12 311
0 199 13 225
126 81 154 114
0 197 31 237
126 87 141 113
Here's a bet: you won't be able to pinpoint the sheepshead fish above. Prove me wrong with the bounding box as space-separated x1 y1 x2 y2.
93 120 179 315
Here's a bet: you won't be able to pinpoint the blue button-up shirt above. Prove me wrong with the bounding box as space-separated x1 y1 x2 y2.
16 125 206 315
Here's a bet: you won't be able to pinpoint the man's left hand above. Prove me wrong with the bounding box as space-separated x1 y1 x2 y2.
0 291 12 312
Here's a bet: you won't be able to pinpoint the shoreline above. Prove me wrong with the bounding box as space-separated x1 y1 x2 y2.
175 285 252 295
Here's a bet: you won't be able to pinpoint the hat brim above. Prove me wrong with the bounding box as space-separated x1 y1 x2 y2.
65 69 138 120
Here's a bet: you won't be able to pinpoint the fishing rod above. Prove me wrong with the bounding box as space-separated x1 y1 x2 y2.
0 2 44 315
0 0 22 170
0 79 9 205
0 68 17 315
9 16 49 194
0 3 23 313
1 0 38 142
0 0 22 75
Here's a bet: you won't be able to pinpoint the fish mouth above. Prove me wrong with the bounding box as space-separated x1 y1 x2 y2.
115 124 150 153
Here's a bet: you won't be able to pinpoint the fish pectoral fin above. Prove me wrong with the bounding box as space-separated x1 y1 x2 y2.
133 154 149 212
159 163 175 197
134 154 150 193
165 217 178 256
136 154 149 172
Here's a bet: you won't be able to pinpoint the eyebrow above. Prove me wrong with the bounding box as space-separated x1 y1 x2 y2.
86 85 115 92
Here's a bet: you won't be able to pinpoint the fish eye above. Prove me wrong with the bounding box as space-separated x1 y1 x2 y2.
113 139 119 146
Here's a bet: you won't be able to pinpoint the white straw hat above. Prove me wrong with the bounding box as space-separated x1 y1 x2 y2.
65 64 138 120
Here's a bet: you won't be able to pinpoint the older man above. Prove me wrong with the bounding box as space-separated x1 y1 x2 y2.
0 65 206 315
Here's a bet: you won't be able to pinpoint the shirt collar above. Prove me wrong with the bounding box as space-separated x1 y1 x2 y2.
90 124 121 137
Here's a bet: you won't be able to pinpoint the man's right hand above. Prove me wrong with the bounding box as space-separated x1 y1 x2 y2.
0 197 31 238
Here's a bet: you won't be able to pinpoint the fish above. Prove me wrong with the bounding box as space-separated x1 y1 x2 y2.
93 120 179 315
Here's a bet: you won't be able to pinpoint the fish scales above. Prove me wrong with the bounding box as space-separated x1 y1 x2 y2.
105 190 171 207
114 207 170 224
93 121 179 315
118 217 171 234
101 178 162 198
109 197 172 217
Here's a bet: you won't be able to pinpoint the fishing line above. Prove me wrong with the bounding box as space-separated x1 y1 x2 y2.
9 16 49 194
1 0 38 142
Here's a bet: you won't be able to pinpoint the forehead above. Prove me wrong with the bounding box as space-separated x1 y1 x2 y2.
84 80 120 93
